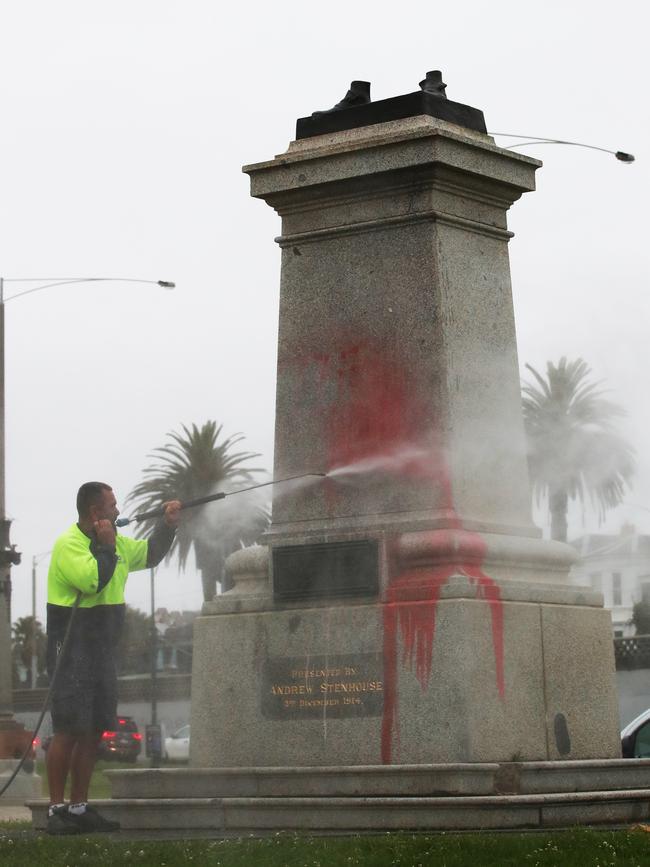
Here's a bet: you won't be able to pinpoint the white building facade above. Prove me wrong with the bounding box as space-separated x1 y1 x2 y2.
570 527 650 637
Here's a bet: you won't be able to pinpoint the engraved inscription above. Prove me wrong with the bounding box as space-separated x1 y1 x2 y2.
262 654 384 719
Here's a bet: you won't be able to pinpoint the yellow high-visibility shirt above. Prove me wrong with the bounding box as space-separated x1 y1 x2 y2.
47 523 148 608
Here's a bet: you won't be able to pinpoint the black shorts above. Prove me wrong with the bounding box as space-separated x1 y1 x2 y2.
48 642 118 735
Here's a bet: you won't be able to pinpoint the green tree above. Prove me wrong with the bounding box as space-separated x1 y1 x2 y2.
11 616 46 688
117 605 152 675
126 421 268 601
522 357 635 542
632 601 650 636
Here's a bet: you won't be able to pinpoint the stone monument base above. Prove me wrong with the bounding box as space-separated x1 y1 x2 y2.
0 759 42 806
191 576 620 767
26 760 650 832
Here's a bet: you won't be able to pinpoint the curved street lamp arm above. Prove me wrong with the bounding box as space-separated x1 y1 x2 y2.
2 277 175 303
490 132 634 162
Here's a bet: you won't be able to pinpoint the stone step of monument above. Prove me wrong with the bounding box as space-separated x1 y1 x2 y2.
26 788 650 832
104 759 650 800
0 762 42 806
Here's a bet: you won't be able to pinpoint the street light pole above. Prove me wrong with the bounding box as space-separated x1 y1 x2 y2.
0 277 12 727
0 275 174 754
31 557 36 690
30 551 51 689
0 277 21 731
150 567 158 728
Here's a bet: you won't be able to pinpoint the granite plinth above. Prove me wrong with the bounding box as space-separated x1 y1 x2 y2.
209 533 578 617
105 759 650 800
244 117 543 548
28 760 650 831
26 792 650 832
193 580 620 769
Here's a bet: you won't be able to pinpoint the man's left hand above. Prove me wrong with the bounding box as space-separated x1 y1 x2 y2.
163 500 182 529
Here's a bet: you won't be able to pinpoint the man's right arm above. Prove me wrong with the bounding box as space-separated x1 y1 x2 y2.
90 519 118 592
89 541 118 592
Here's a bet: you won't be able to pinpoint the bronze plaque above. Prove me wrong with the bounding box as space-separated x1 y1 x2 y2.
261 653 384 720
272 540 379 602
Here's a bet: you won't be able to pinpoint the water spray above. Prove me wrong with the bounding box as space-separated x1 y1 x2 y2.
116 472 327 527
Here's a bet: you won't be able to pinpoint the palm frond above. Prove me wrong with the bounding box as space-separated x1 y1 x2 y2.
125 421 267 599
522 357 635 539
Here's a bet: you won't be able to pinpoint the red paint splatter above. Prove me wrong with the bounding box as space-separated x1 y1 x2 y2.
307 341 454 510
282 337 505 763
324 343 432 478
381 529 504 764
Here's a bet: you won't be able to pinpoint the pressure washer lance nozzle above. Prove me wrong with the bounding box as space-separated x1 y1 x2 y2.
115 472 326 528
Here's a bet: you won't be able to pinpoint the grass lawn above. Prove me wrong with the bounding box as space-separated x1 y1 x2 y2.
1 828 650 865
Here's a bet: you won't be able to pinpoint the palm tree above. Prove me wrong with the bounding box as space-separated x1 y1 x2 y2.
11 616 46 687
126 421 268 601
522 357 635 542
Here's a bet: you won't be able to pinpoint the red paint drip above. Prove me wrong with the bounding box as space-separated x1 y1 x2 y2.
381 529 504 765
464 567 505 699
284 337 505 764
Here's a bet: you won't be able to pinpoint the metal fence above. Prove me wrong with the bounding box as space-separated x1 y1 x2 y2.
614 636 650 670
13 672 192 712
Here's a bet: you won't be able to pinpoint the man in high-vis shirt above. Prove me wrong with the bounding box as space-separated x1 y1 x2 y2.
45 481 181 835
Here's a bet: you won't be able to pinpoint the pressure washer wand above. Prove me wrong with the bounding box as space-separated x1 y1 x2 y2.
115 472 326 527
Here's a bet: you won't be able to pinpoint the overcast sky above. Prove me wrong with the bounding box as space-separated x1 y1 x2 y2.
2 0 648 624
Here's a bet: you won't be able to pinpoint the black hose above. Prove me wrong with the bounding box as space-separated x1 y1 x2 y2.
0 591 82 800
121 491 225 524
117 472 326 527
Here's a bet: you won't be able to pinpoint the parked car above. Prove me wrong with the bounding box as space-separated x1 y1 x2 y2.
42 716 142 762
621 708 650 758
96 716 142 763
164 724 190 762
6 728 38 762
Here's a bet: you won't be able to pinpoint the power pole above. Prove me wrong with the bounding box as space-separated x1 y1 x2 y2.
0 278 24 755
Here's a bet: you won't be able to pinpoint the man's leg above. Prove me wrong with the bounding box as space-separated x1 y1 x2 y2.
65 729 120 831
46 732 77 805
69 733 101 805
64 678 120 833
45 732 82 835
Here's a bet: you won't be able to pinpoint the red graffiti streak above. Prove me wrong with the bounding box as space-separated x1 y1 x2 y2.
307 341 457 512
380 529 504 764
317 342 503 765
284 338 505 764
294 340 444 511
